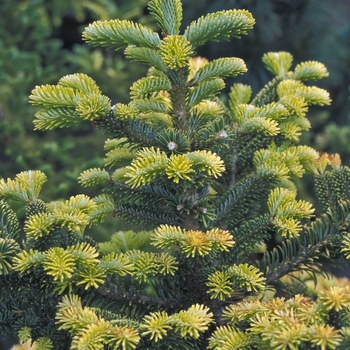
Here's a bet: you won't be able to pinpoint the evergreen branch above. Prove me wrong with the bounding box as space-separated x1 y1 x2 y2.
24 212 54 240
186 150 225 178
68 242 100 266
44 247 76 283
267 187 315 237
104 148 136 168
33 107 82 130
262 51 293 76
89 194 115 225
0 170 47 202
277 80 331 106
209 325 253 349
29 85 77 108
99 231 152 254
125 118 163 147
187 79 225 107
156 129 191 154
184 10 255 48
228 83 252 109
140 310 172 342
125 250 178 282
227 214 272 261
166 154 195 183
0 199 20 240
58 73 102 94
251 76 283 107
113 102 141 121
253 144 320 181
296 86 331 106
253 102 288 121
193 117 231 152
152 225 233 258
98 283 182 309
206 263 265 301
160 35 193 69
132 97 172 114
125 46 167 72
292 61 329 81
46 194 98 235
75 94 111 121
170 304 214 339
130 76 172 100
96 111 162 147
148 0 183 35
279 120 303 142
232 132 272 172
0 238 21 275
25 226 83 252
241 117 280 137
260 213 337 285
209 175 273 228
56 294 140 349
30 75 111 129
104 181 178 210
115 204 181 228
191 99 225 123
25 198 49 217
191 57 247 84
104 137 132 151
142 112 173 128
124 147 168 188
279 95 308 119
83 19 161 51
78 168 111 187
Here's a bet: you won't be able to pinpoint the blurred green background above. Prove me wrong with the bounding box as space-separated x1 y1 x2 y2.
1 0 350 237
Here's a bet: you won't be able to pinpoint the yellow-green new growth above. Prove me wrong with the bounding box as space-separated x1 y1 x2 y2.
30 74 111 129
56 294 140 350
24 212 54 239
44 247 76 283
140 304 213 342
268 187 314 237
206 263 266 300
125 147 168 187
171 304 214 338
0 170 47 202
263 52 329 81
83 19 161 51
254 143 320 180
160 35 193 69
166 154 194 183
220 294 342 350
140 311 172 342
191 57 247 83
124 147 225 187
208 325 253 350
262 52 293 77
152 225 234 258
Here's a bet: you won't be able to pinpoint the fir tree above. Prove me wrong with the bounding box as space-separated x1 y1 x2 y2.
1 0 350 349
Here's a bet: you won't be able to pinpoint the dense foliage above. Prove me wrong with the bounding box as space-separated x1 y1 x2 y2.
1 0 350 349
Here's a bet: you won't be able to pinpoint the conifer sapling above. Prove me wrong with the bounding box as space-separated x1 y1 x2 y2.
1 0 350 349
